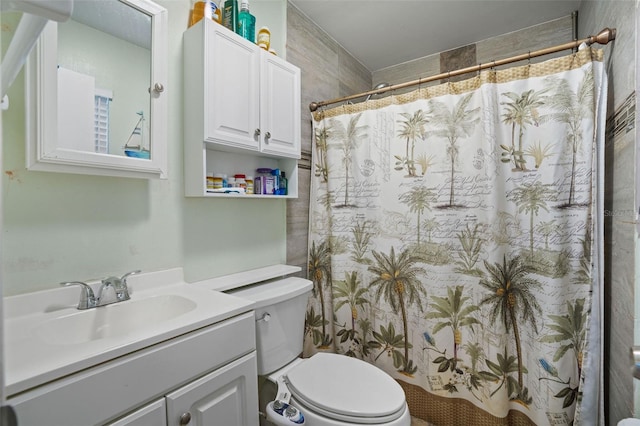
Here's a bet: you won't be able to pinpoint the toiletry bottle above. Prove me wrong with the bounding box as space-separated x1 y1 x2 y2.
280 171 288 195
257 26 270 50
271 168 281 195
237 0 256 43
212 1 222 23
222 0 239 33
189 0 221 27
245 175 254 194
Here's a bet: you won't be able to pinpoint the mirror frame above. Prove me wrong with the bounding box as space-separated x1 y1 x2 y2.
25 0 168 179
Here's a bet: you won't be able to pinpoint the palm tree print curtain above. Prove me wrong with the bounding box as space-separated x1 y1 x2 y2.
306 48 606 426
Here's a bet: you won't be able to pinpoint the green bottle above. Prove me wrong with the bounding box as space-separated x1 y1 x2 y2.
222 0 238 33
237 0 255 43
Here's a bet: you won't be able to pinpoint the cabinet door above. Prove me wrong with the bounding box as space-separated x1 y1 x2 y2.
107 400 167 426
204 24 260 151
165 352 259 426
259 51 301 159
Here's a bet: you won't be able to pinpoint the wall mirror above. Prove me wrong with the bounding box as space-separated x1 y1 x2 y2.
25 0 168 179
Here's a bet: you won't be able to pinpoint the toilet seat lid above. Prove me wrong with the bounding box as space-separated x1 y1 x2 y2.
285 353 406 422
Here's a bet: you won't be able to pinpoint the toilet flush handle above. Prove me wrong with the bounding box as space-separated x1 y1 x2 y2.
257 312 271 323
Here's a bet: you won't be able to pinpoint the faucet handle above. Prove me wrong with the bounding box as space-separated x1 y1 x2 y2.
120 270 141 283
60 281 96 310
116 270 141 301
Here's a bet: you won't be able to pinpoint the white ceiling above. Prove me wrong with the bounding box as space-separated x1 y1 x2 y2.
289 0 583 72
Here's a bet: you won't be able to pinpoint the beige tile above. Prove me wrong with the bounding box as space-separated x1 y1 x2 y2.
411 416 432 426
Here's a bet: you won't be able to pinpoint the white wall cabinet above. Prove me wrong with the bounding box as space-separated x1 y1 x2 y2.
183 19 301 197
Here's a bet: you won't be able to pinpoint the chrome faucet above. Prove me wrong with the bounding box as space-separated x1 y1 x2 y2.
60 270 141 310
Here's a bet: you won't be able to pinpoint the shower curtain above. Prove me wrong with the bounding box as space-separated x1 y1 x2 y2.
305 48 606 426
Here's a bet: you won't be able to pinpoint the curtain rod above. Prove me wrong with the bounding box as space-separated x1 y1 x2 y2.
309 27 616 112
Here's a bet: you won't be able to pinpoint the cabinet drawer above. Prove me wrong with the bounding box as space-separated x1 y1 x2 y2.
8 312 255 426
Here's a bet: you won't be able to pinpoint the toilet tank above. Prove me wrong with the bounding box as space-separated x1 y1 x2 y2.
228 277 312 375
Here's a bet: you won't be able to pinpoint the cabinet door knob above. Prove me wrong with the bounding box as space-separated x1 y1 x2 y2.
179 412 192 425
149 83 164 94
264 131 271 142
255 128 261 136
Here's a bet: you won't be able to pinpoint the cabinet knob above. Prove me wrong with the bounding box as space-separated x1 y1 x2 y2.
179 412 192 425
255 128 261 136
149 82 164 94
264 131 271 142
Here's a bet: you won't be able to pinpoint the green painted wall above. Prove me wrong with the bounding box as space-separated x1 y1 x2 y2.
1 1 287 297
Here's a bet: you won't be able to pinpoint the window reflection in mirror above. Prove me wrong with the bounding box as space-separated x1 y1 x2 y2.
57 0 152 159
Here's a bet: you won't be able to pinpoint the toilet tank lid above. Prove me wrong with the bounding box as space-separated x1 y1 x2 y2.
227 277 312 309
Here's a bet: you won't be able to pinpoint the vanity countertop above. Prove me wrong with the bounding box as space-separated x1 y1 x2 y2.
3 268 254 396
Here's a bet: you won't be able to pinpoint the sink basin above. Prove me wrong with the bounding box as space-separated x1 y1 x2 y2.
35 294 197 345
4 271 256 397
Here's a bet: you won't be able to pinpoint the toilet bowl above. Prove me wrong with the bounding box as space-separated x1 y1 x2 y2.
228 277 411 426
268 353 410 425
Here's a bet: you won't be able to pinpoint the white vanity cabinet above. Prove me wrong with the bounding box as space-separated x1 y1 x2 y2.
183 19 301 197
7 312 259 426
165 352 258 425
108 400 167 426
110 352 258 426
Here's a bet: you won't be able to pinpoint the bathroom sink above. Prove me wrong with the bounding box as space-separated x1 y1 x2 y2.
34 294 197 345
4 271 256 396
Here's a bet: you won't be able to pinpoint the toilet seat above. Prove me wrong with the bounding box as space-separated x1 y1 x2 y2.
284 353 407 424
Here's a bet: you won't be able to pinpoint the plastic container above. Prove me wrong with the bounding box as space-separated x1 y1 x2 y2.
280 171 288 195
271 168 283 195
213 173 224 189
237 0 255 43
257 26 270 50
222 0 239 33
189 0 221 27
227 177 236 188
256 168 273 195
206 172 215 190
245 175 254 194
234 174 247 190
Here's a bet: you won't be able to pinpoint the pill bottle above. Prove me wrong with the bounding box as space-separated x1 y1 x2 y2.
212 173 224 189
206 172 215 190
234 174 247 190
245 175 254 194
257 26 270 50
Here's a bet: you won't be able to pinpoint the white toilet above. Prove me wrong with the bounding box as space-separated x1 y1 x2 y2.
229 276 411 426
